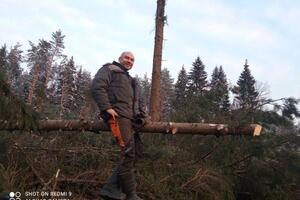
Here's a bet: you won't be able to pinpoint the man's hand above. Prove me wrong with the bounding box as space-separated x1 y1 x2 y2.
106 108 119 120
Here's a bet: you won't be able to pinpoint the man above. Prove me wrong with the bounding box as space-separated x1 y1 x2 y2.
92 51 146 200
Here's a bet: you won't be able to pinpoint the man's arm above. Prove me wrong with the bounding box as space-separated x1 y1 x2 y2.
91 65 113 113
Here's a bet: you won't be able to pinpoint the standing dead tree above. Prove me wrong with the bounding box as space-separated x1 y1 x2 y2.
150 0 166 121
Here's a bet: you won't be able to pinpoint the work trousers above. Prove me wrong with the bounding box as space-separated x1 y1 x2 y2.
115 117 143 174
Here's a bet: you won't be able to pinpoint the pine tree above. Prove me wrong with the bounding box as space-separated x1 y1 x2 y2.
188 56 208 96
54 57 67 106
233 59 259 109
150 0 166 121
210 66 230 113
7 43 23 95
160 68 175 121
26 41 41 105
26 31 65 107
21 71 31 101
59 57 77 118
45 30 65 90
0 45 8 77
50 30 65 55
26 40 52 106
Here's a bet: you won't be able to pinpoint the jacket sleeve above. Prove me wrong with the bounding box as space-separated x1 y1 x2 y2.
91 65 112 112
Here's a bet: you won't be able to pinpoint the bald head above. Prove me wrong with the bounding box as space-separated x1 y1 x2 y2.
119 51 135 70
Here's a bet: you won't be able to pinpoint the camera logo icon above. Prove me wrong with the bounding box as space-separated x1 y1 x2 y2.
9 192 21 200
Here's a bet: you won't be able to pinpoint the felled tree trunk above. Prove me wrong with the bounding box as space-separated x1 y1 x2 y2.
1 120 262 136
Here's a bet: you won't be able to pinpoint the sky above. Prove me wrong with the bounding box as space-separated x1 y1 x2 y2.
0 0 299 102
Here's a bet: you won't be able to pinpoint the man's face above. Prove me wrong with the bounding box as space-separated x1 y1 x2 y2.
119 52 135 70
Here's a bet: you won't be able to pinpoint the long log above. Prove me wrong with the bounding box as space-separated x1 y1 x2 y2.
0 120 262 136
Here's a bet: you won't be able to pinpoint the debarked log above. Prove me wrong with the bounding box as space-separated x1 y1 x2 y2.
0 120 262 136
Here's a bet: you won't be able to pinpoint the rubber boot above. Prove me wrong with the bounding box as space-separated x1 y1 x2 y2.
100 168 126 200
119 171 143 200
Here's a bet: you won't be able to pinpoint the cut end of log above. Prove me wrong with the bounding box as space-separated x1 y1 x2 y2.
252 124 262 136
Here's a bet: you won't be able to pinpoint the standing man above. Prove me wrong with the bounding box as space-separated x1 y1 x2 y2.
92 51 146 200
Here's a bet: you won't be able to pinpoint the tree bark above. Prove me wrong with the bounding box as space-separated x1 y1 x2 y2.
0 120 262 136
59 77 66 119
150 0 166 121
27 63 40 105
44 56 54 90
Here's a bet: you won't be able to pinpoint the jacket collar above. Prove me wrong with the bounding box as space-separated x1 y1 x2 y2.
112 61 128 72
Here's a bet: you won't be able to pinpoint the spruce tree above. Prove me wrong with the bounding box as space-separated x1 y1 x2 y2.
188 56 207 95
185 57 210 122
173 66 189 121
210 66 230 113
140 74 151 111
75 66 91 117
160 68 175 121
233 59 259 109
175 66 188 105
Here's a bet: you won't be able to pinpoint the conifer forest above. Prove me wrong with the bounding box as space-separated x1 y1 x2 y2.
0 29 299 200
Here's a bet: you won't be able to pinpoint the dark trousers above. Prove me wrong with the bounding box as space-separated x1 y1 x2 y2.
101 116 143 198
116 117 143 174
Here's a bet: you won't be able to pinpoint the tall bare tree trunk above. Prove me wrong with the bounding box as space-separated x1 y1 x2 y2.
44 56 53 90
150 0 166 121
59 79 65 119
27 63 40 105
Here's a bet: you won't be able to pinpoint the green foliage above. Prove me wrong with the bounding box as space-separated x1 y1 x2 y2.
0 72 38 130
233 60 259 109
188 56 208 95
160 68 175 121
233 132 300 200
172 66 189 122
282 97 300 120
140 74 151 110
0 44 8 76
7 43 23 94
209 66 230 113
254 110 294 128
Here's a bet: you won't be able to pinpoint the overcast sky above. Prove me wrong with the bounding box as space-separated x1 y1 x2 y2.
0 0 299 101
